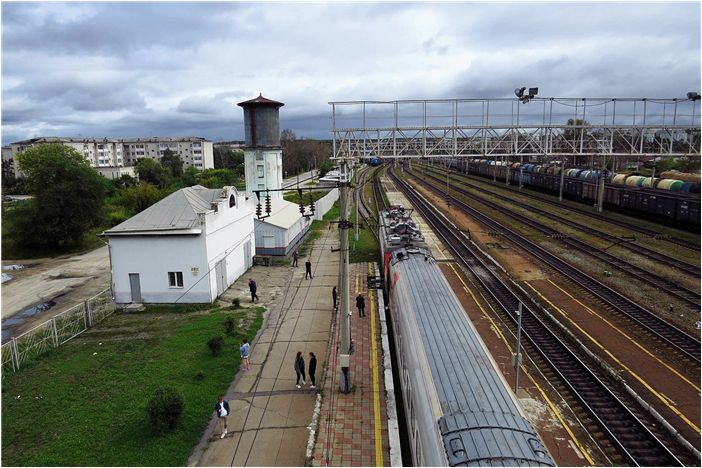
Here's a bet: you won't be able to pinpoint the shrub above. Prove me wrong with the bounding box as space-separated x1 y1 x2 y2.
194 372 205 381
146 387 184 433
231 298 241 309
224 317 234 336
207 336 224 356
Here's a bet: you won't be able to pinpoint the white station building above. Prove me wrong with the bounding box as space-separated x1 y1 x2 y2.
103 185 254 304
237 95 310 256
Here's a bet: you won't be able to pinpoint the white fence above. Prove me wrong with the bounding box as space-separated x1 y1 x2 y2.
313 188 339 220
1 289 115 373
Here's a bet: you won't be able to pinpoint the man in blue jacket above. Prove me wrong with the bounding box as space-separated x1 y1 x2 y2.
214 395 230 439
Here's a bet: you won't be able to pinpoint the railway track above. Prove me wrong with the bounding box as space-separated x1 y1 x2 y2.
450 163 701 252
414 168 701 308
405 168 701 364
388 167 689 466
420 165 700 277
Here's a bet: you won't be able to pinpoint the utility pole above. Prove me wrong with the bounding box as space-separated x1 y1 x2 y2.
354 168 359 242
338 157 352 393
559 159 565 201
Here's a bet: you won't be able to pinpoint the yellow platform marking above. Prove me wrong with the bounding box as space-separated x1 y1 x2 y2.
368 263 384 466
448 264 595 465
546 279 700 393
526 280 700 434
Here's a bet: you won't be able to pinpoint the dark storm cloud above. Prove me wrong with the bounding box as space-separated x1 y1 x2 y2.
2 2 700 145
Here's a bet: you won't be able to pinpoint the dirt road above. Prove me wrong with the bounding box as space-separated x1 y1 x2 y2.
2 246 110 336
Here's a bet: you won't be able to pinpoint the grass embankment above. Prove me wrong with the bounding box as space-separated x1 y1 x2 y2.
283 189 330 205
2 303 264 466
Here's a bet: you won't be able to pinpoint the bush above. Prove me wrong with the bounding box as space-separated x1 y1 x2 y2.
224 317 234 336
194 372 205 381
146 387 184 433
231 298 241 309
207 336 224 356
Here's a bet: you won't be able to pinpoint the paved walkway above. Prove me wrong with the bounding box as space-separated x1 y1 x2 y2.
312 262 391 467
188 227 338 467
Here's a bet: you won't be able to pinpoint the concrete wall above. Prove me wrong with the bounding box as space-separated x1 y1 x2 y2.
203 187 256 299
244 148 283 200
313 188 339 220
110 235 211 304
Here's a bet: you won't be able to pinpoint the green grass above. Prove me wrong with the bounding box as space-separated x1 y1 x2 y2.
283 189 330 205
2 305 264 466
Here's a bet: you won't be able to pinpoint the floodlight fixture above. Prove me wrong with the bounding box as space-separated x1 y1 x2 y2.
687 91 700 101
515 87 526 98
528 87 539 97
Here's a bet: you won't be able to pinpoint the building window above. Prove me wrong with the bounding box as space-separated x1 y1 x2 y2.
257 165 264 178
168 271 184 288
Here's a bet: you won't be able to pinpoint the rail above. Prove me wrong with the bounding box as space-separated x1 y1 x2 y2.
389 167 685 466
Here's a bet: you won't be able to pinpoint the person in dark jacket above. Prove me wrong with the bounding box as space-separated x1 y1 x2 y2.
292 250 299 267
248 279 259 302
308 352 317 388
356 294 366 317
213 395 230 439
332 286 338 310
305 260 313 279
294 351 306 388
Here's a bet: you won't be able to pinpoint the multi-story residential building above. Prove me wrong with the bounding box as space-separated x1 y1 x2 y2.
121 137 214 169
7 136 214 177
2 145 14 179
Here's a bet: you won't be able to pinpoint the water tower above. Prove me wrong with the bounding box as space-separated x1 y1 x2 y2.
237 94 285 200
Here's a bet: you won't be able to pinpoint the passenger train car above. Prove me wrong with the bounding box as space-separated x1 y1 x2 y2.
380 206 554 467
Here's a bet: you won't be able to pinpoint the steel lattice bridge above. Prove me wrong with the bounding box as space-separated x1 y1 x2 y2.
329 96 701 160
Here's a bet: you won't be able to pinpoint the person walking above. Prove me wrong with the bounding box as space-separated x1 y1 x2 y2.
292 250 299 267
332 286 338 310
213 395 230 439
240 338 250 371
305 260 313 279
248 278 259 303
308 352 317 389
294 351 306 388
356 294 366 317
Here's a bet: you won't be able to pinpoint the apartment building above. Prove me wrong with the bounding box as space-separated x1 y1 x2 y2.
7 136 214 177
9 137 124 169
122 137 214 169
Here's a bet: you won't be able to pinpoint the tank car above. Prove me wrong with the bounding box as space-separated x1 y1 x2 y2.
380 206 554 467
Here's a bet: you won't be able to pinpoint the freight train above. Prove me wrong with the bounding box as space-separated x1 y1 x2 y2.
449 160 700 228
380 206 554 467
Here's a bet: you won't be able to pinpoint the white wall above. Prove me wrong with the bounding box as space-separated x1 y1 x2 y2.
244 148 283 200
313 188 339 220
203 187 256 298
202 141 215 169
110 235 211 304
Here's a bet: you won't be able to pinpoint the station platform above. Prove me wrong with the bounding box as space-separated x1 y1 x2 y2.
188 227 397 467
311 262 394 467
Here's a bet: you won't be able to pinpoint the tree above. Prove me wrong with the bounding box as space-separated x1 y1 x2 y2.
181 166 200 187
120 183 164 214
135 158 168 187
160 149 184 178
197 168 238 188
12 143 105 250
213 146 244 173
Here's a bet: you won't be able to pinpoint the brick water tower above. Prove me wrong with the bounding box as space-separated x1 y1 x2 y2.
237 94 285 200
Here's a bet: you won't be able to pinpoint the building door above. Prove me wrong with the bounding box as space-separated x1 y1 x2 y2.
129 273 142 302
244 240 252 269
215 259 227 297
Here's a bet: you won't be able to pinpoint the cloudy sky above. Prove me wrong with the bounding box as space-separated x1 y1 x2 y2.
2 1 700 144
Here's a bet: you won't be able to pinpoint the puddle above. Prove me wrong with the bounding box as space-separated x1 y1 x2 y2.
2 301 56 344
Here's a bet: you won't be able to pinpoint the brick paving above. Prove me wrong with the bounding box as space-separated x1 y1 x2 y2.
312 262 391 467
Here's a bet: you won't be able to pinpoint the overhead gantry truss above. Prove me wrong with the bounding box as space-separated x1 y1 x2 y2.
329 97 701 160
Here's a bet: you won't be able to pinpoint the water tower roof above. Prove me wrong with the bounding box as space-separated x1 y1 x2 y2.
237 94 285 108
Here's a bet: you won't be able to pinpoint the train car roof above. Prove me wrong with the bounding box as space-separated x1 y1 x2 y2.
390 249 553 466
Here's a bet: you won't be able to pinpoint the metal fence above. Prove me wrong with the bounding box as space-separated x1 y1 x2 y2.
1 289 115 373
